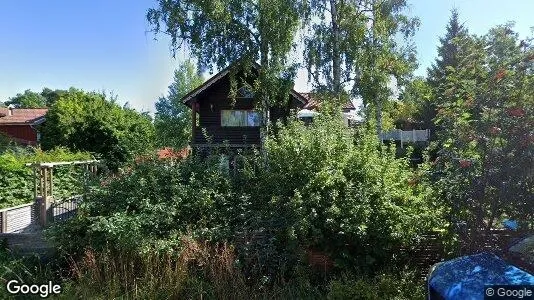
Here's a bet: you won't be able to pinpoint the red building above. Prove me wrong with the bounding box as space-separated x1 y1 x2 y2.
0 108 48 145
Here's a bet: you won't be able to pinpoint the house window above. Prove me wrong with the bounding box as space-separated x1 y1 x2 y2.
221 110 260 127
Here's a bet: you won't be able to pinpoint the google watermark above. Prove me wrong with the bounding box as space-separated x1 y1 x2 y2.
485 285 533 299
6 280 62 298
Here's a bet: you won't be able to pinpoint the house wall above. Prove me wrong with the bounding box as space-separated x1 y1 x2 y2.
193 76 303 146
0 125 38 145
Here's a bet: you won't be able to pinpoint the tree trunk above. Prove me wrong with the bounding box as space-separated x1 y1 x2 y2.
260 40 270 160
375 93 383 137
330 0 341 96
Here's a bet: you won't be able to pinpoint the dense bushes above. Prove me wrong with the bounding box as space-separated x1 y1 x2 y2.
41 89 155 170
51 155 244 254
253 115 444 273
0 147 92 208
51 114 445 285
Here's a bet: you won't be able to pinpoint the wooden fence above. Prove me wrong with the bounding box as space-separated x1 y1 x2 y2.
0 160 98 234
0 195 83 233
402 229 532 279
0 202 39 233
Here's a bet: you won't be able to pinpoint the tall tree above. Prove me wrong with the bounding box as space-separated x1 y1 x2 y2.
4 89 47 108
303 0 365 96
3 88 69 108
155 60 204 148
40 88 69 107
433 23 534 237
304 0 419 134
41 89 155 170
424 9 469 139
147 0 305 152
427 9 468 90
357 0 419 135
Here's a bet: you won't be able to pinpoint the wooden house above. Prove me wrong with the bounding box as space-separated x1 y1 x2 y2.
181 63 355 151
0 108 47 145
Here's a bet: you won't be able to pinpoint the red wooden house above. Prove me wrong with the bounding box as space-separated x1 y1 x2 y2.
0 108 48 145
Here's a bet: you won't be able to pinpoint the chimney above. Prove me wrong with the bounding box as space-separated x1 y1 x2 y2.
8 107 13 116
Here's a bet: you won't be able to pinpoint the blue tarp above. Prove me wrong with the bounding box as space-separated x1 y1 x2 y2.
429 252 534 300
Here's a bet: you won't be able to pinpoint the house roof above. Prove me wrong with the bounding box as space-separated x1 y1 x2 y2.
181 62 308 107
300 93 355 111
179 62 355 111
0 108 48 125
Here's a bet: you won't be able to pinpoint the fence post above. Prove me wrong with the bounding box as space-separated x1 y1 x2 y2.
1 210 7 233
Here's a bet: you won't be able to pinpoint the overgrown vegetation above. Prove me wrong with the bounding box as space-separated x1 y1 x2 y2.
41 88 155 170
0 147 92 208
44 114 444 298
0 3 531 299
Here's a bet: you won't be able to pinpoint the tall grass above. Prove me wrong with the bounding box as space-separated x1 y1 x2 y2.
61 237 321 299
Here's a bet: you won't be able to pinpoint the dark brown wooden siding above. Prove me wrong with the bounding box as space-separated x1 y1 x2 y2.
192 75 305 146
194 127 260 145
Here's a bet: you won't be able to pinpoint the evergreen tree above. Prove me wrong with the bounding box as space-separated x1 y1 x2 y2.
427 9 468 89
424 9 469 139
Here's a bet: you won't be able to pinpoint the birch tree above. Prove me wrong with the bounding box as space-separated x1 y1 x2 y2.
304 0 419 134
147 0 306 144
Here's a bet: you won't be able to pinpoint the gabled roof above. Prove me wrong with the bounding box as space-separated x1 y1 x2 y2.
0 108 48 125
181 62 308 106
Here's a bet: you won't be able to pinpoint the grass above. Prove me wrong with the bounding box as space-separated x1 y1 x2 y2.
0 237 425 299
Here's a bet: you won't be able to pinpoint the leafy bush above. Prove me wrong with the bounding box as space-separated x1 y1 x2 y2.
41 89 155 170
51 113 445 282
255 114 445 273
0 147 92 208
49 155 243 254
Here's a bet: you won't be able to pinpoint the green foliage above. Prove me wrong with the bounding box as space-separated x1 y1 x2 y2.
257 114 443 272
155 60 204 148
55 243 322 300
40 88 155 170
147 0 305 118
3 89 47 108
396 77 434 130
0 147 92 208
327 271 425 300
0 243 60 298
52 113 444 280
2 88 69 108
427 9 469 91
0 133 15 153
430 23 534 233
50 155 241 254
304 0 419 110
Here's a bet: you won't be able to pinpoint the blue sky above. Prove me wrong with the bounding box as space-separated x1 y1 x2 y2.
0 1 532 112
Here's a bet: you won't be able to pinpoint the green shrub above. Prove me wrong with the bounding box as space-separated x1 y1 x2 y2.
327 271 425 300
0 147 92 208
50 113 445 282
255 114 445 273
49 155 244 254
41 89 155 170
